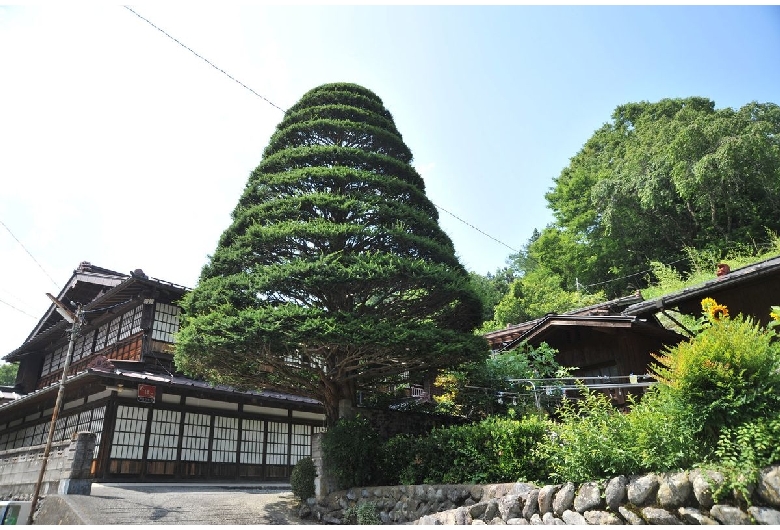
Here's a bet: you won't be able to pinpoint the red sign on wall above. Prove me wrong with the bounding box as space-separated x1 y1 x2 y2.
138 384 156 404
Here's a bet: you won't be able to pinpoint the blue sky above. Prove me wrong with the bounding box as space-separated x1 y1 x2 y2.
1 5 779 357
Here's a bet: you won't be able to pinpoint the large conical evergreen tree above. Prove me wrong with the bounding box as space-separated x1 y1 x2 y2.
175 83 487 424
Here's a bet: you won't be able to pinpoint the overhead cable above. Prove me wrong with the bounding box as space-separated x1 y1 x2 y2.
1 220 60 290
122 7 521 258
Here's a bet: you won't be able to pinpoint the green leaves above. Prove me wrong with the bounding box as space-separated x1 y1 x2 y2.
531 97 780 297
176 83 486 424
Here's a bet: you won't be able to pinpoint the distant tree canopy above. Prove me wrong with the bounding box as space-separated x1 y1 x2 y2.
0 363 17 386
175 83 487 425
527 97 780 299
475 97 780 328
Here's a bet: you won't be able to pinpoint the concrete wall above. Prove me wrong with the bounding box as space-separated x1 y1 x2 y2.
303 466 780 524
0 431 96 498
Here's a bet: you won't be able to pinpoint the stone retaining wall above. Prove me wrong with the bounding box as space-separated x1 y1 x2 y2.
303 465 780 524
0 431 96 499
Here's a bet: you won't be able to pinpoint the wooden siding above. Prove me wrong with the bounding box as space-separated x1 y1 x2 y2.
36 334 144 390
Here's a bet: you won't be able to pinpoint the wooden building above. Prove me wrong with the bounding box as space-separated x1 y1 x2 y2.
484 294 684 378
0 262 325 482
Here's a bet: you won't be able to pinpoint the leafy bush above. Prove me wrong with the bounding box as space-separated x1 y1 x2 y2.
342 502 381 525
712 411 780 503
544 388 638 482
651 308 780 441
290 457 316 501
381 415 550 485
543 384 704 483
321 415 380 489
433 342 570 419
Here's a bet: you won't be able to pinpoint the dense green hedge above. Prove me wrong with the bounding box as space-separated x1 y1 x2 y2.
378 415 550 485
322 301 780 495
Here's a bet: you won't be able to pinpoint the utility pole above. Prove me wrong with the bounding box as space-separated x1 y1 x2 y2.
27 294 83 525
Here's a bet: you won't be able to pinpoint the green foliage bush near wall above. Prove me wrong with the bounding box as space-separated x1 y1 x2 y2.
652 312 780 441
380 415 550 485
290 457 317 501
542 302 780 488
321 415 380 489
543 386 701 483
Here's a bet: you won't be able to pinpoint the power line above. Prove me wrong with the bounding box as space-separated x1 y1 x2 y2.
0 298 38 319
0 220 60 290
123 7 524 258
123 6 286 113
579 256 690 290
434 203 519 253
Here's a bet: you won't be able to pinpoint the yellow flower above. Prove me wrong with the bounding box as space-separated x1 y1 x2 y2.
701 297 728 322
709 303 729 321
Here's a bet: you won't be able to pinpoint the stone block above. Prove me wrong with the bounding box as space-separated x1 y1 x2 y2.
656 471 692 508
552 483 575 516
498 494 522 521
618 506 645 525
689 469 722 509
561 510 587 525
604 476 627 512
677 507 718 525
710 504 752 525
758 466 780 508
628 474 659 506
522 489 539 520
641 506 681 525
573 482 601 513
584 510 622 525
748 506 780 525
537 484 559 515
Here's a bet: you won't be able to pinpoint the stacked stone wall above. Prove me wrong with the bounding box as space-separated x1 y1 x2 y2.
303 465 780 524
0 431 95 499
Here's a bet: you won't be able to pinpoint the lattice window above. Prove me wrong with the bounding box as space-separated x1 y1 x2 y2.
21 425 35 447
212 416 238 463
43 343 68 376
152 303 180 342
181 413 210 462
94 321 109 352
265 421 289 466
32 423 47 446
240 419 264 464
147 409 181 461
105 315 121 347
290 424 312 465
110 406 148 459
89 406 106 457
118 305 143 341
72 330 95 363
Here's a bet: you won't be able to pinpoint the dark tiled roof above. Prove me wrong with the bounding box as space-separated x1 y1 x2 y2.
623 255 780 317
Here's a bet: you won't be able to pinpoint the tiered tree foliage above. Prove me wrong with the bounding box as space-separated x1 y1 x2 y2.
175 83 486 424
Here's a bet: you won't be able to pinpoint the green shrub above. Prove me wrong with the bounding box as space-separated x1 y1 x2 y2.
651 310 780 441
342 501 381 524
290 457 316 501
624 386 702 471
381 415 550 485
712 411 780 503
544 388 639 483
544 387 702 483
321 415 380 489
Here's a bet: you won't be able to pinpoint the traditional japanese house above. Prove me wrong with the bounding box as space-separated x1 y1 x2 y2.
483 294 686 404
0 262 325 482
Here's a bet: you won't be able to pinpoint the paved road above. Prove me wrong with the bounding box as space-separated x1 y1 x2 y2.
36 483 314 525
